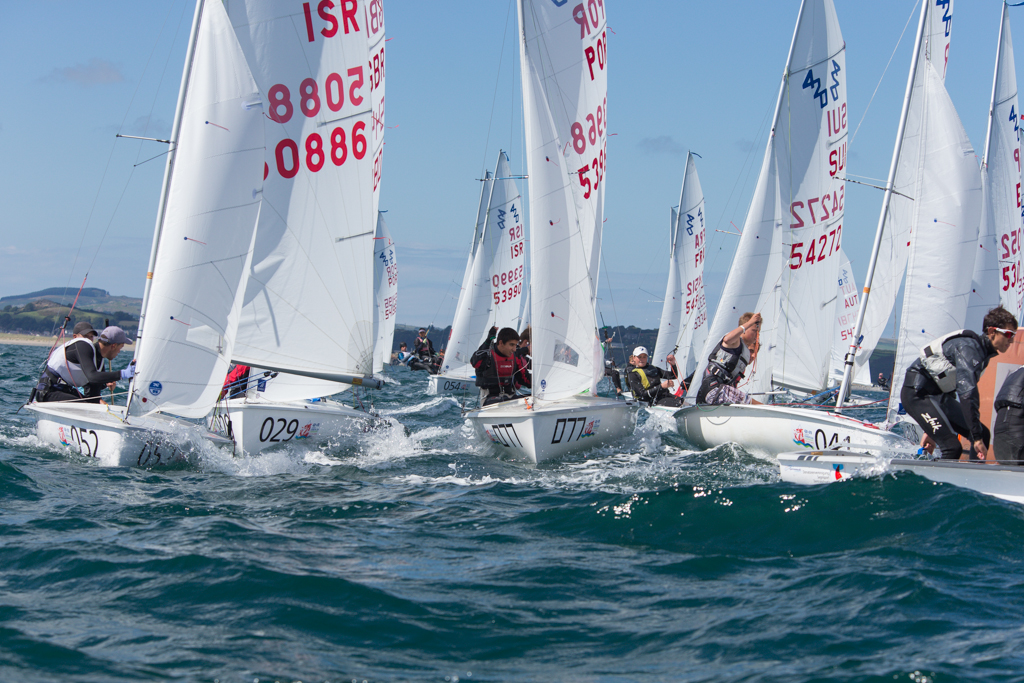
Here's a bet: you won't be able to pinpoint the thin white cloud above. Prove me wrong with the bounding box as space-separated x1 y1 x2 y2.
637 135 686 156
42 58 125 85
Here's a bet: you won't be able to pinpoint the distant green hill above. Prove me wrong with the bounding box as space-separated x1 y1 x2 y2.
0 287 142 318
0 293 139 336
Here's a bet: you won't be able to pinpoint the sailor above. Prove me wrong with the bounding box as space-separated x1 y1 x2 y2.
900 306 1017 460
471 326 530 406
696 312 761 405
409 328 439 373
72 321 97 341
219 364 251 400
394 342 413 366
993 366 1024 465
601 330 623 395
36 326 134 404
877 372 889 390
515 327 532 378
626 346 681 407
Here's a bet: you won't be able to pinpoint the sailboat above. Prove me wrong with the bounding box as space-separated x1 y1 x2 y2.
671 0 910 456
649 151 709 412
428 152 526 397
463 0 637 464
204 0 394 456
781 3 1024 501
828 250 872 389
27 0 265 467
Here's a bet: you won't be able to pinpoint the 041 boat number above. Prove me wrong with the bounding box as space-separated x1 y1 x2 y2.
259 417 300 443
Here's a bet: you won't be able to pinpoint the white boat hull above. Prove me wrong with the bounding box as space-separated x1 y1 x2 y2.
208 397 392 455
674 403 911 455
778 450 1024 505
465 396 637 464
426 374 476 396
27 402 229 468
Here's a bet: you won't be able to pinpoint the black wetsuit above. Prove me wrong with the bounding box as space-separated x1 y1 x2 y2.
410 336 439 373
37 339 121 403
899 332 996 460
994 366 1024 465
472 339 530 405
604 361 623 393
627 363 680 407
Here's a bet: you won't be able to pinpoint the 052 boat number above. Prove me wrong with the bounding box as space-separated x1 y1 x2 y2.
137 441 179 468
259 418 300 443
59 425 99 458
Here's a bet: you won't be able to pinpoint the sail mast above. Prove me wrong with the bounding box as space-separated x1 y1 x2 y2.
128 0 205 410
983 4 1008 169
836 1 929 409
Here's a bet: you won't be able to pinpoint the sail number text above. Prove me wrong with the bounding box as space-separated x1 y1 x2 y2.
788 225 842 271
493 266 525 305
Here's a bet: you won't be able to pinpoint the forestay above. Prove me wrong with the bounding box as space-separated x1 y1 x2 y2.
441 153 525 379
886 61 981 421
131 1 265 418
968 4 1022 328
519 0 608 402
229 0 380 394
653 152 708 378
372 212 397 374
687 0 847 399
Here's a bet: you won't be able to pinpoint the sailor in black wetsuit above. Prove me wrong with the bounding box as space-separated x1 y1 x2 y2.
36 326 135 403
409 328 440 373
993 366 1024 465
696 312 761 405
900 306 1017 460
626 346 681 407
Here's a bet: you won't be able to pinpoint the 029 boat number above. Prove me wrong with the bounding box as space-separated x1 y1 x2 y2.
259 417 300 443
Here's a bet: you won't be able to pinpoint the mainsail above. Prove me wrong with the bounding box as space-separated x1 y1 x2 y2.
441 153 525 379
229 0 381 392
886 60 982 421
130 0 265 418
519 0 608 402
688 0 847 399
653 152 708 378
829 251 870 387
967 4 1022 328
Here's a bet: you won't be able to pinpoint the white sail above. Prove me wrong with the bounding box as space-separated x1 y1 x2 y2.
519 0 608 401
886 61 982 421
228 0 379 392
131 1 265 418
829 251 870 387
653 152 708 378
372 212 397 374
968 4 1022 328
853 0 953 383
687 0 846 400
366 0 385 221
441 154 526 379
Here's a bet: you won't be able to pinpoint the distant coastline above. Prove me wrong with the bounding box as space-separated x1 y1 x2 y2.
0 333 135 349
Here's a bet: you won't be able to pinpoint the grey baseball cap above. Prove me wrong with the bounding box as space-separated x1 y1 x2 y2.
98 326 133 345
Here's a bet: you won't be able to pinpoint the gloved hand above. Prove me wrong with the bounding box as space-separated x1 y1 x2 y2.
120 364 136 380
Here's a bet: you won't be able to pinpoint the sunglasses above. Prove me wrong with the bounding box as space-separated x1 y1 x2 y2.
991 327 1016 339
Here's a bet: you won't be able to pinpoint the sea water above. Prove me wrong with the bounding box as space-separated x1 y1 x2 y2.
2 342 1024 682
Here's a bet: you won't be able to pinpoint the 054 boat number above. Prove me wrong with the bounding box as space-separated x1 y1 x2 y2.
260 417 300 443
137 441 179 468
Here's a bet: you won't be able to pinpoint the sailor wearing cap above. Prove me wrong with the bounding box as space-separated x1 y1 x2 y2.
35 326 136 404
72 321 98 340
626 345 681 407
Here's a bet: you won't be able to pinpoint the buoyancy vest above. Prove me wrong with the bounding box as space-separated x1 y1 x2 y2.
476 346 518 395
706 340 750 386
46 338 100 388
631 367 654 390
919 329 982 394
995 367 1024 411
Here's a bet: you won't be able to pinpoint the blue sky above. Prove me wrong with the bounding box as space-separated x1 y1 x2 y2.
0 1 1017 332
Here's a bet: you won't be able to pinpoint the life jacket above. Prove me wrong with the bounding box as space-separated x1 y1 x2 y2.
476 346 518 395
995 366 1024 411
630 366 655 390
706 340 750 386
45 338 100 388
919 329 982 394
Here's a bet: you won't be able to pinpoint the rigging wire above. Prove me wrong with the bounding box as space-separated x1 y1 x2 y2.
49 0 187 336
479 0 516 179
